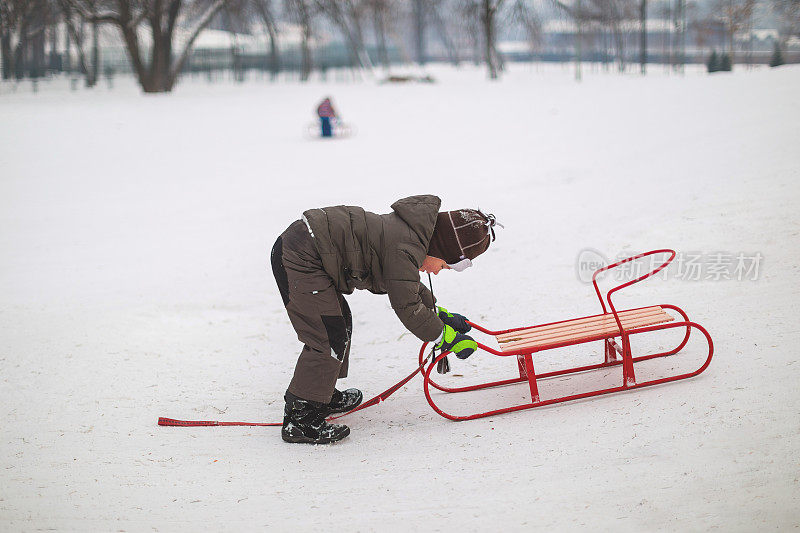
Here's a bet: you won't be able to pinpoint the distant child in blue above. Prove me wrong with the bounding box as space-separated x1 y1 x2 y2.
317 97 337 138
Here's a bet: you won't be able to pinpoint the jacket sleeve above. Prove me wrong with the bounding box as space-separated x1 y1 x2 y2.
385 249 443 342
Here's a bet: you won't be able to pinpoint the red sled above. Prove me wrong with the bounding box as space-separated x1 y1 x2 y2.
420 249 714 421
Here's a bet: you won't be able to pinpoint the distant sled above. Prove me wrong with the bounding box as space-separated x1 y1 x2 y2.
304 120 356 140
421 249 714 421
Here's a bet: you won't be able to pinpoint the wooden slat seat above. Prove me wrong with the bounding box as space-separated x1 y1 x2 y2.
496 306 674 352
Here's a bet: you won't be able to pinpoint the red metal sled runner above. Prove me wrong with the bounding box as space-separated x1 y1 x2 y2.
420 249 714 421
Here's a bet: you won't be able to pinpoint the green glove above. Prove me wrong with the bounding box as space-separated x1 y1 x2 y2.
437 306 472 333
435 324 477 360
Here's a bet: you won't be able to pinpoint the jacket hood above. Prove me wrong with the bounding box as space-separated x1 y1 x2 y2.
390 195 442 248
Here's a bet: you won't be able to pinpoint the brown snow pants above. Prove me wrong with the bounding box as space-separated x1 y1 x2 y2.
271 220 352 404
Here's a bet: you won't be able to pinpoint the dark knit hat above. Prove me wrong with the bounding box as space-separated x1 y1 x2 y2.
427 209 501 265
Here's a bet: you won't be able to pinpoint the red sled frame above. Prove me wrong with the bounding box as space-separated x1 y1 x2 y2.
419 249 714 421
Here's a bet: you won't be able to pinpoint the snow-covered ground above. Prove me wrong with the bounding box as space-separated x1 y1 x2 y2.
1 63 799 531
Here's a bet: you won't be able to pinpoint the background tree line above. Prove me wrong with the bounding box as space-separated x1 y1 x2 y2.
1 0 798 92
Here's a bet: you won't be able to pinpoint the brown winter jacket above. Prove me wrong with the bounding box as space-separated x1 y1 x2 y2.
302 195 444 342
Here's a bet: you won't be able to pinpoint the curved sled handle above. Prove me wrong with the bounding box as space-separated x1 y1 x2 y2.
592 249 676 333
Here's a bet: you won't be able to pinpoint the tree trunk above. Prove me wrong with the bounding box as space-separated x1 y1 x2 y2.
59 0 97 87
114 0 149 90
49 10 60 72
13 39 24 80
301 25 311 81
267 28 279 80
482 0 498 79
295 0 312 81
575 0 582 81
413 0 425 65
266 17 279 79
255 0 280 80
373 2 389 69
148 11 167 91
143 0 181 92
32 19 46 78
64 8 72 72
14 13 30 80
612 20 625 72
673 0 685 72
493 34 504 72
727 0 735 65
89 18 98 86
746 13 752 68
1 32 12 80
640 0 646 74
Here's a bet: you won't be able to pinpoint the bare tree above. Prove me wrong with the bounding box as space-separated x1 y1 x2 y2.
412 0 425 64
314 0 373 73
0 0 41 80
367 0 389 69
481 0 505 79
602 0 636 72
715 0 756 64
0 2 11 78
64 0 227 92
690 13 720 54
284 0 314 80
639 0 646 73
58 0 100 86
585 0 637 72
673 0 687 72
512 0 543 60
221 0 280 79
458 0 505 78
251 0 279 79
0 1 20 79
26 3 47 78
554 0 642 76
551 0 592 80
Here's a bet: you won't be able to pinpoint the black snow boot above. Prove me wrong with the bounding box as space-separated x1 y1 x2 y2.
327 388 363 414
282 392 350 444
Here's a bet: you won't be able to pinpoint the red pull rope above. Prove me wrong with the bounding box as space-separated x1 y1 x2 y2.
157 418 281 427
158 353 433 428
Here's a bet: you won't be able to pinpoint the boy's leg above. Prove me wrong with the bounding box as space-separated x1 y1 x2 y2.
284 279 349 404
270 226 349 404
